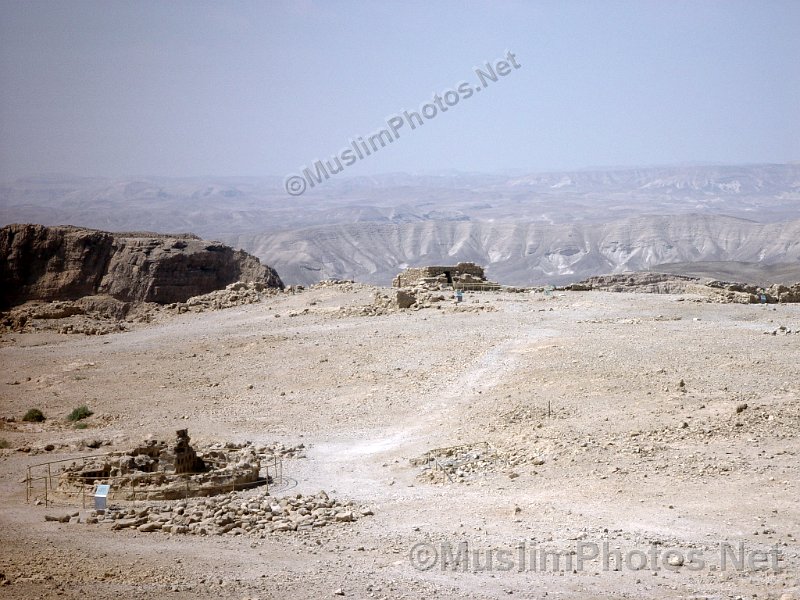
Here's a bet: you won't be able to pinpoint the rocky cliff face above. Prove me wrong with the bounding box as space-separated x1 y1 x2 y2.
0 224 283 308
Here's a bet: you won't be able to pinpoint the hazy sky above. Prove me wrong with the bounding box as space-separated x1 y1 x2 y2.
1 0 798 180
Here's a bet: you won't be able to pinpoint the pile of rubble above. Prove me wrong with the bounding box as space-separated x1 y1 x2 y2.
412 443 508 483
309 279 375 293
567 273 800 304
762 282 800 303
763 325 800 335
566 273 698 294
377 288 450 310
372 289 498 312
500 403 566 424
303 289 498 317
0 296 137 335
0 280 289 334
170 281 279 313
47 489 373 536
265 441 307 459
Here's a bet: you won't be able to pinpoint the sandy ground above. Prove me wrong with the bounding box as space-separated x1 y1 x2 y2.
0 286 798 599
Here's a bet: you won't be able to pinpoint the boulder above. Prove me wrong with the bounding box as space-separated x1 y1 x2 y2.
393 289 416 309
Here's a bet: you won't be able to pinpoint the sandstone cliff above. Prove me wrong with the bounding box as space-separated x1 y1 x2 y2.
0 224 283 308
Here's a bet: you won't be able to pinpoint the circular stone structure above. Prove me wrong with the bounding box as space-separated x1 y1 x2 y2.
56 430 265 501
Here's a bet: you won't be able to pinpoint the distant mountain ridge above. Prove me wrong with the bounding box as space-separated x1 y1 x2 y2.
221 214 800 286
2 164 799 285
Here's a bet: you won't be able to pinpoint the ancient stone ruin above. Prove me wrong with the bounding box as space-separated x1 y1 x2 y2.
566 273 800 304
392 262 497 290
380 262 504 310
56 430 263 501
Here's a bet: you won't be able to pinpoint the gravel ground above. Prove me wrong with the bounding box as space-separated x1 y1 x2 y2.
0 286 798 599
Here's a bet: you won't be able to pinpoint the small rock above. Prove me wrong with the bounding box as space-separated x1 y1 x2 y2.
44 514 71 523
334 511 354 523
667 554 684 567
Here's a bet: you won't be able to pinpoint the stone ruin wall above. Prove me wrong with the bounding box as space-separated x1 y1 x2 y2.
392 262 486 288
55 430 262 501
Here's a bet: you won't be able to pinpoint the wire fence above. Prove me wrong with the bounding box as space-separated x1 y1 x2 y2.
25 453 284 508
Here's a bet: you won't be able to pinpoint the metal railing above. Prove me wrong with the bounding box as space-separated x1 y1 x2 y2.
25 453 283 507
452 282 503 291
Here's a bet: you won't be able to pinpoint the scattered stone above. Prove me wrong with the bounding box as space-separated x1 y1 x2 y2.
58 489 371 537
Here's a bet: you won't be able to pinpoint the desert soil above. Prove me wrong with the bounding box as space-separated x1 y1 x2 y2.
0 286 798 599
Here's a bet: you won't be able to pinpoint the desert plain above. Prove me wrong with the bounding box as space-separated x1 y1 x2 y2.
0 283 798 599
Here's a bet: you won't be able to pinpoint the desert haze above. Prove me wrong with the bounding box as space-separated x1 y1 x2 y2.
2 163 800 286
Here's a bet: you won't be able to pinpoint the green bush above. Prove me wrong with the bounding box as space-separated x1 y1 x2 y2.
67 405 93 422
74 422 89 430
22 408 45 422
0 438 10 449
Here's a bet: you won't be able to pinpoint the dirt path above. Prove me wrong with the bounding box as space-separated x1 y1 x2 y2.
1 287 798 599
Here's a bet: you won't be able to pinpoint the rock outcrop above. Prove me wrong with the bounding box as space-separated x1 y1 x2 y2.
565 273 701 294
565 272 800 304
0 224 283 308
